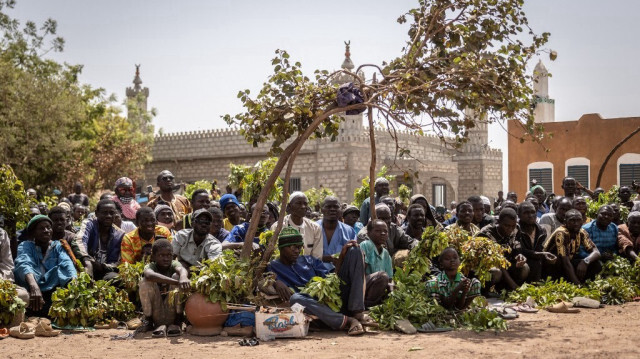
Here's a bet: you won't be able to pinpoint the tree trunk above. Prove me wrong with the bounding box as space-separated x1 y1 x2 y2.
368 106 377 222
595 126 640 188
241 103 367 259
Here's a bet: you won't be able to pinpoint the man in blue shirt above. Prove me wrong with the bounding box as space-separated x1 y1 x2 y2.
76 199 125 281
359 178 389 225
579 205 617 261
223 203 266 251
267 227 366 335
317 197 356 270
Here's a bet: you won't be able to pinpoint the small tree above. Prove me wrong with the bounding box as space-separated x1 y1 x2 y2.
224 0 551 284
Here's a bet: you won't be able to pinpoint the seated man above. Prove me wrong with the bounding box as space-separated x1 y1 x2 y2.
267 227 367 336
223 203 268 251
402 204 426 241
618 211 640 260
445 201 479 235
342 205 363 234
1 227 29 326
172 209 222 269
48 206 90 268
516 202 556 282
76 199 125 280
475 208 528 290
208 207 230 242
272 192 323 259
618 186 635 211
356 204 417 267
579 205 617 262
317 197 356 270
154 204 177 236
140 239 190 337
121 207 173 264
359 219 393 307
468 196 494 230
426 247 481 310
543 210 602 284
540 197 573 238
219 194 242 231
181 189 211 230
14 215 77 316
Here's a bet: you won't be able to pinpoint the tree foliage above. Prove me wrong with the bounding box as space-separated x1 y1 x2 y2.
0 1 153 195
304 186 335 211
223 0 551 260
228 158 283 203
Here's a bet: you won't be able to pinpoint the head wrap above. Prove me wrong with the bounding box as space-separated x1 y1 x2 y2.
278 226 304 249
115 177 134 188
288 191 307 204
58 202 71 212
480 196 491 206
219 194 240 213
26 214 52 234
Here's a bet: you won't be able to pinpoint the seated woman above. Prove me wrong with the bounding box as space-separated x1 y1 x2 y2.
426 247 481 310
13 215 77 316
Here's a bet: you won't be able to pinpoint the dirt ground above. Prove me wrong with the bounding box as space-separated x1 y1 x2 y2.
4 302 640 359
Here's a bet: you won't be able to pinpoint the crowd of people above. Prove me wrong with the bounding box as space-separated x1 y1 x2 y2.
2 170 640 338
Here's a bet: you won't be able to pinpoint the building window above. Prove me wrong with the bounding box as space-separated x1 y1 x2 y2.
617 153 640 186
567 165 589 190
289 177 301 192
432 184 446 207
620 164 640 187
529 168 553 193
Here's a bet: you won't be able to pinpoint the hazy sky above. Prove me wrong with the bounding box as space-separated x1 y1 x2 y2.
8 1 640 191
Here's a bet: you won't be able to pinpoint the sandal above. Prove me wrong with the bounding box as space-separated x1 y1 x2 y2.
572 296 600 309
166 324 182 337
495 307 519 319
151 325 167 338
347 323 365 336
35 321 61 337
416 321 453 333
0 328 9 339
393 319 417 334
547 301 580 314
513 304 538 313
356 314 380 328
125 318 143 330
9 323 36 339
238 337 260 346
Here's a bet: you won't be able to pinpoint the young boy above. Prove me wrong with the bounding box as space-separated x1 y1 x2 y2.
359 219 393 307
139 239 190 337
426 247 481 310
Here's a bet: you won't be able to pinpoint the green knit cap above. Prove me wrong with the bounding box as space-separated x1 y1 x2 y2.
26 214 52 233
278 226 304 249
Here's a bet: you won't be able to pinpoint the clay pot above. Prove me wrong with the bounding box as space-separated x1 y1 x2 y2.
184 293 229 336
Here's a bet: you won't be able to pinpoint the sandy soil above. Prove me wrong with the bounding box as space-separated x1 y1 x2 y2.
4 302 640 359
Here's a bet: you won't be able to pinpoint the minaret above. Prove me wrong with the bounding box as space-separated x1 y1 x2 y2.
331 41 365 135
533 60 555 123
126 64 149 116
462 108 488 152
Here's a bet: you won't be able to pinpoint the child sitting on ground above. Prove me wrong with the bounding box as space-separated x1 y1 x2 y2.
425 247 481 310
139 238 190 337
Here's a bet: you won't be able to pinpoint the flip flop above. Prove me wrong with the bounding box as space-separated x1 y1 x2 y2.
152 325 167 338
94 322 112 330
166 324 182 337
9 323 35 339
416 321 453 333
35 321 61 337
347 323 365 336
547 301 580 314
0 328 9 339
